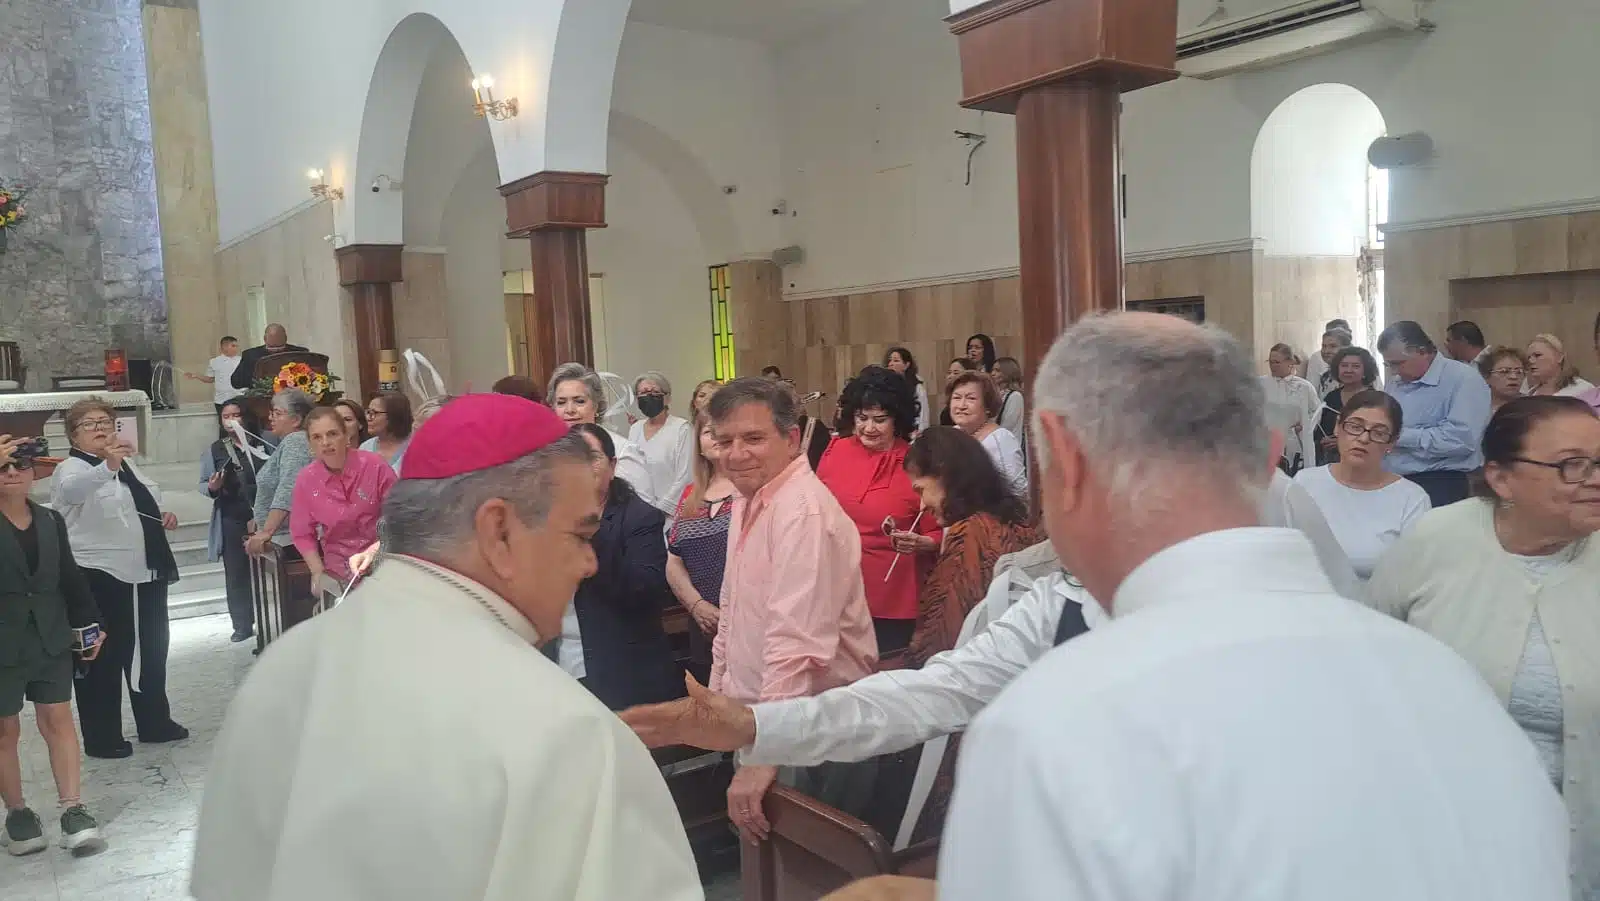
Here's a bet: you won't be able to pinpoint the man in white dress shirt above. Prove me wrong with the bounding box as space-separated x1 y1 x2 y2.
932 313 1567 901
191 394 702 901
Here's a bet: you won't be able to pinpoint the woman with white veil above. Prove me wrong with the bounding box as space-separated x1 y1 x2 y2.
548 363 659 511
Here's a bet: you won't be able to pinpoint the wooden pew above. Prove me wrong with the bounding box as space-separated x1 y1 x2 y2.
249 544 315 651
740 785 940 901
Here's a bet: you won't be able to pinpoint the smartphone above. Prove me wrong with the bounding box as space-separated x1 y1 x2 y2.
72 624 101 652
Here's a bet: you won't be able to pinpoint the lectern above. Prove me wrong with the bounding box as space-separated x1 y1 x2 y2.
948 0 1180 383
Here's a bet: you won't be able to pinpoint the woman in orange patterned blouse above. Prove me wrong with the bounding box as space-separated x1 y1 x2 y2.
902 427 1038 668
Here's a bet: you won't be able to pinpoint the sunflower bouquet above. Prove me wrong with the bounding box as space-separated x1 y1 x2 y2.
249 361 339 402
0 181 27 242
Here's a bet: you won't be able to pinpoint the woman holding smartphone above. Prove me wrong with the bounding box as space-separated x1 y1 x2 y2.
50 398 186 760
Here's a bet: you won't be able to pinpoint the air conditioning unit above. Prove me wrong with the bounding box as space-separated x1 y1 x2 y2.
1177 0 1432 79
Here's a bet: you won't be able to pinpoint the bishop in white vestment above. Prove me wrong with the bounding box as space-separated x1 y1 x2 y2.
191 394 703 901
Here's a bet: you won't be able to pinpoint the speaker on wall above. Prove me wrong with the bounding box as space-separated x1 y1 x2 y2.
1368 132 1434 169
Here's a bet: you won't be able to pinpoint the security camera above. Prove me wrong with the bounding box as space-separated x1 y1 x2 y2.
370 174 402 193
370 180 381 194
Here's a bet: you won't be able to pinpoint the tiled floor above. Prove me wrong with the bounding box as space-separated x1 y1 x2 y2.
1 615 252 901
2 614 745 901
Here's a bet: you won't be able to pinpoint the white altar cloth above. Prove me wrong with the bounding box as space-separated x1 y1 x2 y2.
0 389 152 455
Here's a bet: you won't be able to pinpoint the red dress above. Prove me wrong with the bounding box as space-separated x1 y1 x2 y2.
815 437 941 622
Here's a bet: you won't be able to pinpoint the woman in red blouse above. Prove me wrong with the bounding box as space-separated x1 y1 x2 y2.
815 366 941 654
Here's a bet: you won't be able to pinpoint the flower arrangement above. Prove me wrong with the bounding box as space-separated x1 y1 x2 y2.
248 361 340 402
0 180 27 235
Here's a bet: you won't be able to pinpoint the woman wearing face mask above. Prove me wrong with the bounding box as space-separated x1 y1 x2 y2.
666 413 735 681
1368 396 1600 897
1294 391 1430 582
290 407 396 587
815 367 942 653
628 371 695 520
548 363 658 510
938 358 979 427
567 424 685 711
946 371 1028 501
884 347 930 434
200 398 267 642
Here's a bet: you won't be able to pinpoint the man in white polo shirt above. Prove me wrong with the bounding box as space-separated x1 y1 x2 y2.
183 336 242 415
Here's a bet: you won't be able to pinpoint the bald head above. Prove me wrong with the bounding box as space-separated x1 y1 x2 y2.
264 324 288 348
1032 311 1268 505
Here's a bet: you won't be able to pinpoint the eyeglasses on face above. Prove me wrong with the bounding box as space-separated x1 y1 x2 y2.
1340 418 1394 444
76 418 114 433
0 457 35 473
1512 455 1600 485
365 408 386 417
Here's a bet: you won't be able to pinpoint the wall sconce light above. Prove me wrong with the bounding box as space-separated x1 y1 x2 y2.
307 168 344 201
470 74 519 121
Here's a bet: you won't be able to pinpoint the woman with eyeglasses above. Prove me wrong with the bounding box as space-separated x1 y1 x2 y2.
1368 396 1600 897
358 392 413 472
1293 390 1430 582
245 389 315 562
1479 346 1530 413
49 399 186 759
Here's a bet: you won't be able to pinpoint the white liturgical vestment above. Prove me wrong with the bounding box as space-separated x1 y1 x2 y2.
191 555 703 901
940 528 1569 901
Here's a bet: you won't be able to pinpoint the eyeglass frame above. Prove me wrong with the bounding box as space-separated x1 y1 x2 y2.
74 417 116 433
0 458 35 473
1509 455 1600 485
1339 418 1395 445
1488 367 1527 378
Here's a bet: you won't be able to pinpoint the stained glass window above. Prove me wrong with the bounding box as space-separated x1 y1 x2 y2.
709 264 735 381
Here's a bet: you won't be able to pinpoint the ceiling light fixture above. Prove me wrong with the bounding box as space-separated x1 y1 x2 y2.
307 168 344 201
470 74 519 121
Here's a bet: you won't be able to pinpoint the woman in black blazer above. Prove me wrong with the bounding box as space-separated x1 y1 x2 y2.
570 425 687 711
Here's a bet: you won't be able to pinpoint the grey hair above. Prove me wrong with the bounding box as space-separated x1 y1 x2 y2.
635 370 672 397
1031 313 1268 511
707 376 801 434
547 363 604 407
272 388 315 422
382 432 595 560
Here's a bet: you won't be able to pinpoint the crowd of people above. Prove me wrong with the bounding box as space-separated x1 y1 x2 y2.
4 311 1600 901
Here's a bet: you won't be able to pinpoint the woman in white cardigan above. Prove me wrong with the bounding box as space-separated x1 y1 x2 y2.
1367 395 1600 900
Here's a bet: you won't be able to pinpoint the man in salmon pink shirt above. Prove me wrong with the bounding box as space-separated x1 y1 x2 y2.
704 377 877 844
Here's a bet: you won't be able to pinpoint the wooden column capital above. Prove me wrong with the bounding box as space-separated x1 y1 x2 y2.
500 171 609 237
335 243 404 286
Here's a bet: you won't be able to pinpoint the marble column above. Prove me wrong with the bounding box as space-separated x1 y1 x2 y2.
501 172 608 380
335 244 403 400
143 0 222 406
948 0 1180 384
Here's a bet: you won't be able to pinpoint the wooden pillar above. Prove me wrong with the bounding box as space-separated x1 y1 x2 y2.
501 171 609 380
948 0 1179 385
335 244 404 400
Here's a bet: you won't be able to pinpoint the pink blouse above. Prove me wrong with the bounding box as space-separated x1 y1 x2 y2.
290 449 396 582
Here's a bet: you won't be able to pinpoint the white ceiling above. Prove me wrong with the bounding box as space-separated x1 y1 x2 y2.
626 0 879 46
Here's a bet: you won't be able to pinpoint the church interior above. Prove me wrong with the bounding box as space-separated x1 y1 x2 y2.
2 0 1600 898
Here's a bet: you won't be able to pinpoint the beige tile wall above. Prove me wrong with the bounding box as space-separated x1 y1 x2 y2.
143 2 222 404
1253 255 1362 364
1127 250 1257 351
213 203 353 387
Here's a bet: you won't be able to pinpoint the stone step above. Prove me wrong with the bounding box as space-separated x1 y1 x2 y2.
177 561 224 595
170 586 229 621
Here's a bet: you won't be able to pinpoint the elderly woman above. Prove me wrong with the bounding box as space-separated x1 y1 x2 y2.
246 389 315 561
939 358 980 427
1294 390 1430 582
1481 346 1531 412
628 371 694 518
359 391 413 472
946 370 1029 500
815 367 942 652
548 363 657 509
567 424 685 711
201 398 267 642
902 426 1037 667
1312 346 1380 466
1526 334 1594 397
292 407 397 586
50 398 186 758
1368 396 1600 897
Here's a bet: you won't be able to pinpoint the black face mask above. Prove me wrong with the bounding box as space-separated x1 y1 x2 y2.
637 394 667 418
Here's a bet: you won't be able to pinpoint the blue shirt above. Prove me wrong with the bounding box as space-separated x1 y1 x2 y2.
1384 353 1491 475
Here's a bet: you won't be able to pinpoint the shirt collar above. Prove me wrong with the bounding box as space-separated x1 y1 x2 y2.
385 554 542 646
1414 352 1446 387
1112 528 1334 620
1046 571 1108 630
749 454 810 509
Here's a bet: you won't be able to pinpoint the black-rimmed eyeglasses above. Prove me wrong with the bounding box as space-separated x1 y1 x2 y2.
1511 456 1600 484
1340 419 1394 444
0 459 35 473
